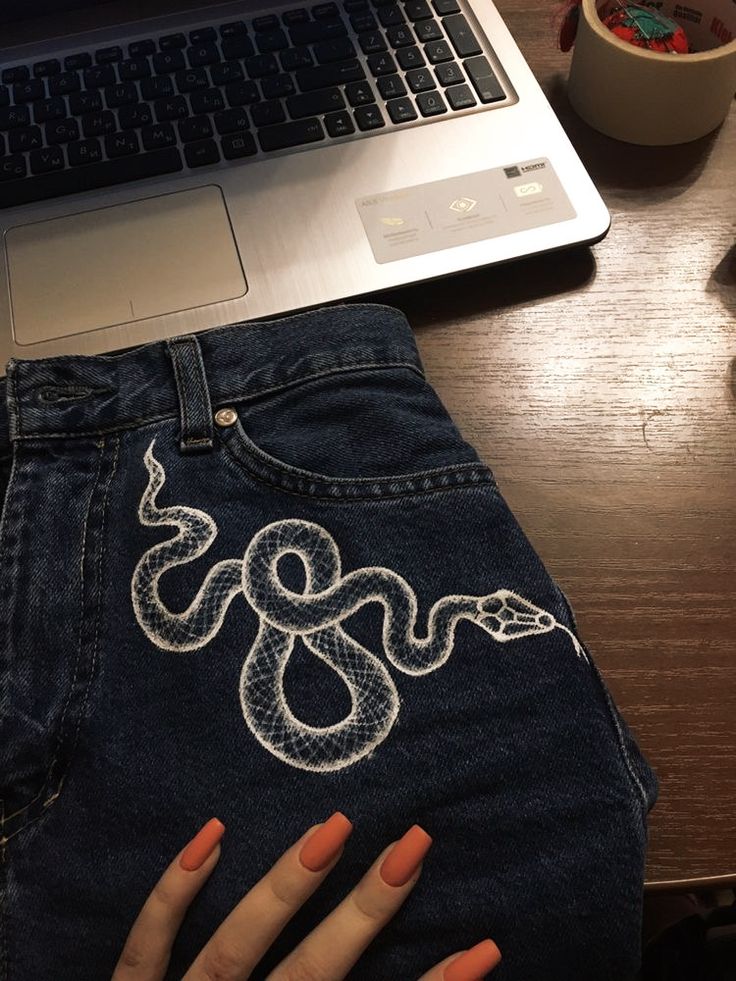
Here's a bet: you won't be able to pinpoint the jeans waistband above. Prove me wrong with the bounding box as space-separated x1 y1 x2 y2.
0 304 422 452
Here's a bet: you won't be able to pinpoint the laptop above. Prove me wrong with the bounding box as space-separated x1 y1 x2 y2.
0 0 609 365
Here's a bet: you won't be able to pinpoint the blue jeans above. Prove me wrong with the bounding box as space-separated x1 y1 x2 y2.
0 304 656 980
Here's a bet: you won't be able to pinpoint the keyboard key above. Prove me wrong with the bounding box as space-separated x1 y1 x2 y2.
96 46 123 63
2 66 30 84
257 117 324 151
210 60 245 85
152 50 186 74
261 74 296 99
251 100 286 126
350 11 377 31
154 96 189 121
314 38 356 63
140 75 174 100
187 43 220 67
288 19 347 44
105 131 139 157
325 109 355 136
45 117 80 143
175 68 209 92
34 97 66 123
69 91 103 115
118 103 154 128
141 122 176 149
0 154 26 180
213 107 250 134
256 29 289 53
81 109 116 136
0 87 9 108
67 137 103 165
245 54 280 78
1 147 183 208
225 81 261 105
296 60 364 90
397 46 424 70
14 79 45 103
446 82 476 109
282 8 310 25
377 4 405 26
415 19 444 41
220 131 257 158
358 32 387 54
367 52 397 75
345 80 374 105
286 87 344 118
30 146 64 174
432 0 459 12
8 125 42 152
406 67 436 91
387 25 414 46
49 71 82 96
159 33 187 50
253 14 280 31
313 2 340 17
435 60 463 85
33 59 61 77
191 87 226 113
219 20 248 37
416 89 446 115
425 39 453 62
405 0 433 19
65 53 92 71
281 46 313 71
443 14 482 56
189 27 217 43
221 36 255 59
377 73 406 99
119 58 151 81
387 96 417 122
84 65 116 88
354 103 385 130
104 82 138 107
0 107 30 130
129 40 156 57
178 114 213 142
464 55 505 102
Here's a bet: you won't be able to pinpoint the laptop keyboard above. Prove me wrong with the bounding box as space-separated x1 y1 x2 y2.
0 0 507 209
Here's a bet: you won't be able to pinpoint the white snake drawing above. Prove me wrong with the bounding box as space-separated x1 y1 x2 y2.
132 440 585 772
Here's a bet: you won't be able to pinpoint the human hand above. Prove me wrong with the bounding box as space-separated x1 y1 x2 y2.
111 812 501 981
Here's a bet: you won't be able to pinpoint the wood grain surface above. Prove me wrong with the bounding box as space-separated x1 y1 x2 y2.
378 5 736 888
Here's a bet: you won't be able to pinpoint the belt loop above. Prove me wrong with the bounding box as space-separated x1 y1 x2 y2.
166 335 214 454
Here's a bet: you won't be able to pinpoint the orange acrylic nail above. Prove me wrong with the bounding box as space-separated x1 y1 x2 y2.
179 818 226 872
443 940 502 981
299 812 353 872
379 824 432 887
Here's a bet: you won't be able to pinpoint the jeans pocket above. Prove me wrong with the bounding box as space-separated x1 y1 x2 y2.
216 364 496 500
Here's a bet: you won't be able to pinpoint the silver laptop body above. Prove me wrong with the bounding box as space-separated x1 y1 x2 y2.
0 0 609 365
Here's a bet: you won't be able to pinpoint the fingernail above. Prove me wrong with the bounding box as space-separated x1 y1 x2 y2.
443 940 502 981
379 824 433 887
179 818 225 871
299 812 353 872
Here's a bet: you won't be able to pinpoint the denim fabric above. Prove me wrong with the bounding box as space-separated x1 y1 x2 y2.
0 304 657 981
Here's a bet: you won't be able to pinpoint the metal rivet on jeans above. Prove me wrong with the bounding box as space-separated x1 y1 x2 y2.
214 407 237 427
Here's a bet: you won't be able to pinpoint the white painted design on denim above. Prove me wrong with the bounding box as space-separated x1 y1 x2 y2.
132 440 586 772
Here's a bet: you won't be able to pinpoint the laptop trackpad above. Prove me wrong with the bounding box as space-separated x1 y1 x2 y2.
6 185 247 346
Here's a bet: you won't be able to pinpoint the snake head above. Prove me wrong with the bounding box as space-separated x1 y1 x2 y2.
476 590 556 643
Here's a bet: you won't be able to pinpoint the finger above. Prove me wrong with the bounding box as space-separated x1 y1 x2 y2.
418 940 502 981
112 818 226 981
269 824 433 981
183 812 353 981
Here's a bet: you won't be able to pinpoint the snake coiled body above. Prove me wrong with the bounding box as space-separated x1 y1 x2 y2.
132 440 584 772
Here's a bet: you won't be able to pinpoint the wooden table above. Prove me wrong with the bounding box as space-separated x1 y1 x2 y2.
378 6 736 890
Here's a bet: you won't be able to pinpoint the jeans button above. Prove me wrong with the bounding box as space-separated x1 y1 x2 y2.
214 407 237 427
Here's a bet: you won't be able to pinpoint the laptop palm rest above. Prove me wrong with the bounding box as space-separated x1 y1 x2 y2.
5 184 247 347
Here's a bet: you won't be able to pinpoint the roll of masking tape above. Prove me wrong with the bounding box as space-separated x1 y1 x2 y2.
568 0 736 144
